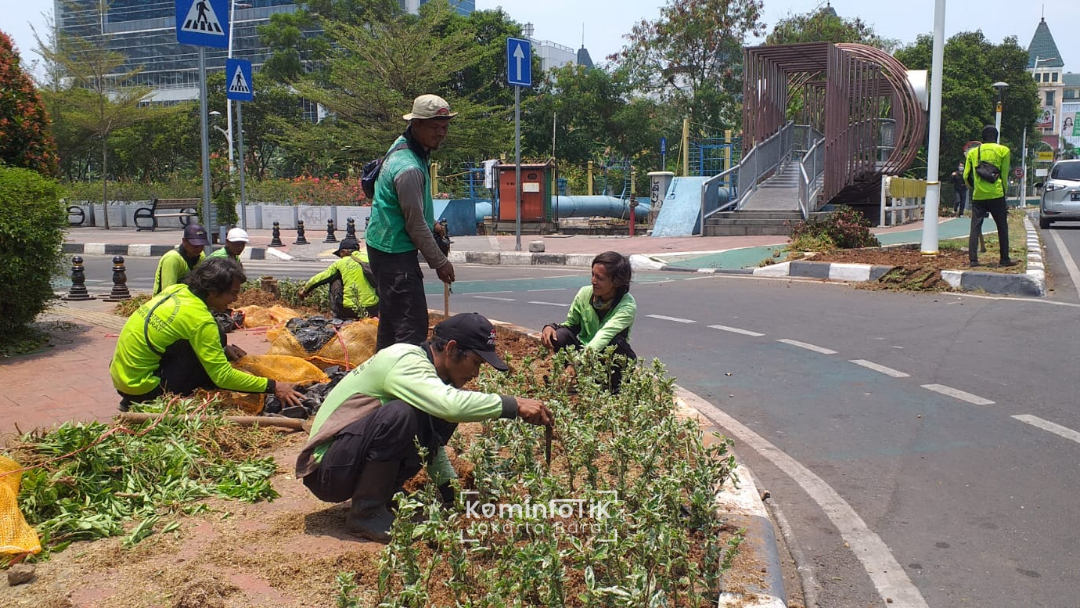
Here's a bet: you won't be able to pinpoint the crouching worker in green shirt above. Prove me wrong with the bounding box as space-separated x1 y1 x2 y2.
297 236 379 319
110 257 305 412
541 251 637 393
295 312 552 543
153 223 209 294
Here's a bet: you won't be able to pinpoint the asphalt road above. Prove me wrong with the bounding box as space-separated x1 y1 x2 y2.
1039 219 1080 304
76 256 1080 606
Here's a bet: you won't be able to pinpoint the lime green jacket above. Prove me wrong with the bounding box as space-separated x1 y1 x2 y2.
208 247 241 265
153 248 205 294
963 142 1010 201
110 284 271 396
562 286 637 349
303 250 378 310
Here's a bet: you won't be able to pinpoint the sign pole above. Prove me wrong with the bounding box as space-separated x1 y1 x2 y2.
515 85 522 252
237 101 247 229
198 46 213 250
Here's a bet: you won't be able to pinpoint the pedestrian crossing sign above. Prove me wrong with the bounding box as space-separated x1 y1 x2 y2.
176 0 229 49
226 59 254 102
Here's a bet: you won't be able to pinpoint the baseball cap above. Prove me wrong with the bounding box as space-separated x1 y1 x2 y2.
335 236 360 255
433 313 507 371
402 94 458 121
183 224 210 246
226 228 249 243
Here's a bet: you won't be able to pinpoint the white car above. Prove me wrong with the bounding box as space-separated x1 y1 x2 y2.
1038 159 1080 229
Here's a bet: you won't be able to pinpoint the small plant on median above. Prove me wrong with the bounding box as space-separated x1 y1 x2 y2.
788 205 880 252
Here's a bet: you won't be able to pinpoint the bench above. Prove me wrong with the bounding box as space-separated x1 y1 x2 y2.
67 205 85 226
134 198 201 231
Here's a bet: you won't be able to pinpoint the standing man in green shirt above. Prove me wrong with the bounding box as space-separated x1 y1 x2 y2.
153 223 208 294
298 236 379 319
295 313 552 543
366 94 456 351
208 227 249 266
963 125 1017 267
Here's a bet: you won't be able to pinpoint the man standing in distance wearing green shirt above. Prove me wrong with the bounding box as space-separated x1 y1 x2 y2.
366 94 456 351
295 313 552 543
963 125 1017 267
208 227 249 266
153 223 209 294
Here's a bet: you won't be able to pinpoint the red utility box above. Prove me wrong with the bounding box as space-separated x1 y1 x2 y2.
496 162 554 222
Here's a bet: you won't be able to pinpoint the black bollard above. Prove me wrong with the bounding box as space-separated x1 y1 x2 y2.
269 221 283 247
365 216 371 231
345 217 356 239
103 256 132 301
294 220 309 245
324 218 338 243
62 256 95 301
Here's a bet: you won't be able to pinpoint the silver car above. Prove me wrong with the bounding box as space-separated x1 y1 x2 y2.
1039 159 1080 229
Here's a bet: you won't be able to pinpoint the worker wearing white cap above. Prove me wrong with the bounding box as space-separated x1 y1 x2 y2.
209 228 249 266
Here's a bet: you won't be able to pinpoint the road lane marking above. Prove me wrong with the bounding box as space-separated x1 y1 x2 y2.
708 324 765 337
850 360 910 378
473 296 515 302
1047 229 1080 302
647 314 695 324
778 339 837 355
1012 415 1080 445
528 301 568 307
676 387 929 608
526 288 568 292
920 384 994 405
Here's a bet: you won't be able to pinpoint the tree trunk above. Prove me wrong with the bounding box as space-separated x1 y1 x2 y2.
102 138 110 230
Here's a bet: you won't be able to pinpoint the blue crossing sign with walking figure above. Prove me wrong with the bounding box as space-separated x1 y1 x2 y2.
226 59 253 102
506 37 532 87
176 0 230 48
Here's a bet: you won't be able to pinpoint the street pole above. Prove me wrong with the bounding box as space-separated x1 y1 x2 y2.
199 47 213 250
237 101 247 229
515 85 522 252
1019 127 1027 209
995 101 1003 144
920 0 946 256
225 0 236 174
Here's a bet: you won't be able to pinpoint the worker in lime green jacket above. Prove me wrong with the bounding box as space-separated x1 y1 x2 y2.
298 236 379 319
153 223 208 294
111 257 304 411
541 251 637 392
963 125 1017 268
208 227 249 266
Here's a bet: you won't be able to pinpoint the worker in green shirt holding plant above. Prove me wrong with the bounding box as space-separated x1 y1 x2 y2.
153 224 208 294
298 236 379 319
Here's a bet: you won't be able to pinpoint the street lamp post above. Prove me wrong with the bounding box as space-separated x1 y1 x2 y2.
992 81 1008 144
920 0 947 256
225 1 252 175
209 110 232 153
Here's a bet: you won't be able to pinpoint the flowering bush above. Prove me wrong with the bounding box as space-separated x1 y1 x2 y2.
0 31 59 176
789 205 880 251
247 175 368 206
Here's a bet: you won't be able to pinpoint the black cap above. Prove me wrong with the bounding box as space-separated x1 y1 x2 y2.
183 224 210 246
433 313 508 371
335 236 360 255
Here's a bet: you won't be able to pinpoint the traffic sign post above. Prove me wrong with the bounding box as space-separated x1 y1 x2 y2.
226 59 253 229
660 136 667 170
506 37 532 251
177 0 229 247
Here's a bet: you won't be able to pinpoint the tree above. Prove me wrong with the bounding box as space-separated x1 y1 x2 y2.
766 6 897 50
613 0 765 134
0 31 58 176
206 71 304 180
895 32 1039 187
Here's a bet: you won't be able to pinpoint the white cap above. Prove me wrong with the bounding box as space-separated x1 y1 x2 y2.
226 228 249 243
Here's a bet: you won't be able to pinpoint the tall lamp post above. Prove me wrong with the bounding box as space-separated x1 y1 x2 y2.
209 111 233 154
992 81 1008 143
920 0 947 256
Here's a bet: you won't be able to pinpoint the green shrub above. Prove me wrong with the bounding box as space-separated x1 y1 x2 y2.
0 167 65 333
788 205 879 251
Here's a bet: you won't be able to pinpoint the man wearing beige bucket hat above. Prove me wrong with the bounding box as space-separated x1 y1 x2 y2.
366 94 458 351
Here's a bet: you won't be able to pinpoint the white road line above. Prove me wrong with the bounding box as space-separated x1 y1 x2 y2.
1048 229 1080 302
1012 415 1080 445
708 324 765 337
849 359 910 378
528 301 568 307
777 339 837 355
920 384 994 405
526 288 567 292
646 314 695 324
676 388 929 608
473 295 515 302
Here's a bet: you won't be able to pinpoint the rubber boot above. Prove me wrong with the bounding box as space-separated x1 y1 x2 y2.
345 460 400 543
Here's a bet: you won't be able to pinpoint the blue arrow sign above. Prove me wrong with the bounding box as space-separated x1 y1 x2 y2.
226 59 253 102
506 37 532 88
660 137 667 155
176 0 229 48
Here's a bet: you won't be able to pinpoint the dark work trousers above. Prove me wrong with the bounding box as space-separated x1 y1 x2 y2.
549 326 637 393
367 245 428 351
302 399 456 503
969 197 1010 263
954 188 967 217
327 277 379 320
117 339 215 409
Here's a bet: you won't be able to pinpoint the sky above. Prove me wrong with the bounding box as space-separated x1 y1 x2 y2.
3 0 1078 76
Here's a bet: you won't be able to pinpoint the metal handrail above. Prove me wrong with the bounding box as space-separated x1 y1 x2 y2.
797 131 825 219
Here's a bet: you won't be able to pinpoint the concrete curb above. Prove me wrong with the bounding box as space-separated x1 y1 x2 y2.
62 242 267 261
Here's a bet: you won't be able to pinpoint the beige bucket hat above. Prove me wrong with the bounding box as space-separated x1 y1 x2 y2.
402 94 458 121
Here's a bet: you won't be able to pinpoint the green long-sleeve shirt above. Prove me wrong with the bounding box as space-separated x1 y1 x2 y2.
153 247 205 294
964 142 1010 201
561 286 637 349
308 342 517 483
303 250 378 311
110 283 271 396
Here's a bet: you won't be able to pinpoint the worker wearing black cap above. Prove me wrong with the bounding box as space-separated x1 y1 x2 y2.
298 236 379 319
295 312 552 543
153 223 208 294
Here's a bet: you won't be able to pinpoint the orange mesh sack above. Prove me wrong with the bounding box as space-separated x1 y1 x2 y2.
0 455 42 556
311 318 378 369
233 355 330 385
239 305 302 330
266 326 308 358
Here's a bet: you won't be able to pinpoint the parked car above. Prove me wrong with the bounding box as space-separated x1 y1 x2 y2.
1038 159 1080 229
